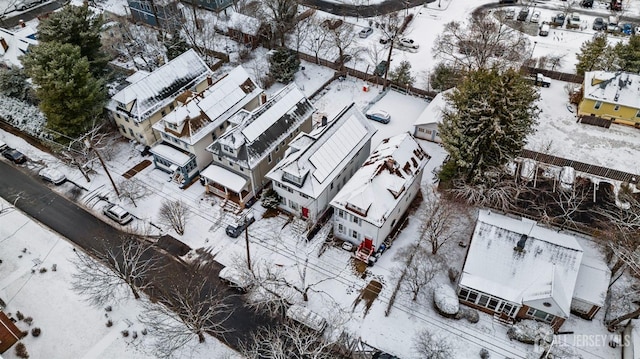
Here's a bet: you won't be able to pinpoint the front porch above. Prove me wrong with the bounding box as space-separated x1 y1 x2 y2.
200 164 253 209
149 143 199 188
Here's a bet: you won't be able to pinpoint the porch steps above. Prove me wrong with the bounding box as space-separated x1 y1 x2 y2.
221 199 242 214
493 313 514 326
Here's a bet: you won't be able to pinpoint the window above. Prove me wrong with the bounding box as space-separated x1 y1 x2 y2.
338 224 344 233
351 229 358 239
636 109 640 118
330 183 334 190
458 288 470 300
614 105 620 111
268 153 272 163
128 128 134 137
161 110 166 116
594 101 602 110
526 308 554 323
488 298 499 310
170 104 175 110
478 295 489 307
338 210 345 219
467 291 478 302
351 215 359 225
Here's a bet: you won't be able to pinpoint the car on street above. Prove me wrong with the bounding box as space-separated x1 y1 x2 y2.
225 212 255 238
592 17 606 30
366 110 391 124
3 148 27 164
0 139 7 152
38 168 66 185
530 11 540 23
621 23 633 35
379 37 390 45
397 37 419 49
359 27 373 38
103 203 133 225
517 8 529 21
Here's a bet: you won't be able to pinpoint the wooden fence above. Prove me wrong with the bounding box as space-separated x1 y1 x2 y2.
520 66 584 84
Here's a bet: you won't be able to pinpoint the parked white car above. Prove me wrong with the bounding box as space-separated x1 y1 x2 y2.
219 266 252 292
38 168 66 185
530 11 541 23
359 27 373 38
103 204 133 225
397 37 419 49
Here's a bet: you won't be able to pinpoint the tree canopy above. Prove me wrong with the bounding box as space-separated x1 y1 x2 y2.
575 34 615 75
22 42 107 140
389 60 415 87
438 68 540 183
268 48 300 84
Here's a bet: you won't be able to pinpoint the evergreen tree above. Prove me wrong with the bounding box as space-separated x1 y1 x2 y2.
165 30 190 61
615 35 640 73
438 68 540 184
0 67 30 101
37 4 108 76
22 42 107 140
430 63 463 91
575 35 614 75
268 48 300 84
389 60 415 87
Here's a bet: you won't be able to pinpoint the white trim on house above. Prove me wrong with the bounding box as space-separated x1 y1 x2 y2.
201 164 248 193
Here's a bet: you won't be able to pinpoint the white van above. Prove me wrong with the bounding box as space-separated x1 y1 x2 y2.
539 23 550 36
286 304 327 332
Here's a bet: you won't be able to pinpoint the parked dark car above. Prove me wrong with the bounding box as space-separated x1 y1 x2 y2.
551 13 566 27
517 8 529 21
593 17 606 30
499 0 517 3
3 149 27 164
374 60 388 76
225 213 255 238
581 0 593 7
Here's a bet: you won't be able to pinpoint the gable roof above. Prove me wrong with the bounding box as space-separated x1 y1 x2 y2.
330 133 430 227
583 71 640 110
226 12 261 36
207 83 314 168
107 49 213 122
152 65 262 145
0 26 38 69
414 88 454 126
460 210 583 318
266 103 377 198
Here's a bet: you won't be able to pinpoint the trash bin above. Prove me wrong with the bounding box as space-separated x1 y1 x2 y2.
363 85 369 92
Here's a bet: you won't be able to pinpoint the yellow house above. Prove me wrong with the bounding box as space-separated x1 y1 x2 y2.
578 71 640 127
106 49 213 145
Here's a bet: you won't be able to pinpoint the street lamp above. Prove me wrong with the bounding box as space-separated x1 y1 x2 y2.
438 0 442 7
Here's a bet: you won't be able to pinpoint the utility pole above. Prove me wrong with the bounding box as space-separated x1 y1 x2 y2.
382 35 395 91
84 139 120 197
243 210 252 271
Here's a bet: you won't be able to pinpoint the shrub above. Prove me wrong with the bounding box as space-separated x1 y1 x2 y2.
39 267 47 273
448 267 459 283
23 317 33 325
121 330 129 337
480 348 490 358
51 264 57 272
21 330 28 337
15 342 29 358
105 306 112 312
16 311 24 320
106 320 113 327
261 189 281 210
31 328 41 337
141 328 148 335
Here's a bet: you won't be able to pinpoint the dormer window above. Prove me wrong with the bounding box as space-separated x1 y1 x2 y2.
346 203 368 217
282 171 307 187
167 123 177 130
223 145 235 155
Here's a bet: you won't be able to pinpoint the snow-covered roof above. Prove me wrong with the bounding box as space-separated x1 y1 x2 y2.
583 71 640 110
149 143 193 166
107 49 213 122
207 83 315 169
266 103 377 198
200 164 248 193
460 210 584 319
414 88 454 126
152 66 262 145
0 26 38 69
573 255 610 307
286 304 327 332
227 12 261 36
330 133 430 227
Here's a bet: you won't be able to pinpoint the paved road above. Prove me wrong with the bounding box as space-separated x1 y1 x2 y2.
298 0 435 17
0 0 63 28
0 159 271 350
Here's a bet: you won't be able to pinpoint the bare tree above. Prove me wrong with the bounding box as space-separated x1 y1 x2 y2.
118 179 150 207
139 279 234 357
432 12 530 72
549 183 590 230
325 21 359 69
70 236 164 305
421 187 460 255
240 323 336 359
101 18 164 71
397 247 442 301
302 17 331 64
159 199 190 235
413 329 454 359
262 0 298 47
291 12 314 53
180 8 221 66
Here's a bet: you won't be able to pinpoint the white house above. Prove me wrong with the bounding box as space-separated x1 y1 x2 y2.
413 89 454 143
330 133 430 264
201 83 314 210
149 66 263 186
106 49 213 145
458 210 610 331
266 103 377 222
0 25 37 69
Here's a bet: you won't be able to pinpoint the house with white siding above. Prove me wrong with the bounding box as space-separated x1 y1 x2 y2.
201 83 314 210
106 49 213 145
330 133 430 264
413 89 454 143
266 103 377 222
149 66 263 186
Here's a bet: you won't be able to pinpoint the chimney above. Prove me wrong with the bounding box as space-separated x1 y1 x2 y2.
0 38 7 52
321 116 327 126
19 19 25 28
206 75 212 86
515 234 527 252
260 92 267 105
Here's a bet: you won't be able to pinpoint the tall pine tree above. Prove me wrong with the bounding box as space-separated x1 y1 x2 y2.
268 48 300 84
614 35 640 73
22 42 107 140
575 35 614 75
389 60 415 87
438 68 540 184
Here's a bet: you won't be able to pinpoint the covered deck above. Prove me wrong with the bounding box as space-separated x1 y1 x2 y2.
200 164 253 207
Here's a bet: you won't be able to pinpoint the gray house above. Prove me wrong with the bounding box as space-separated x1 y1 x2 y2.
180 0 233 13
128 0 182 30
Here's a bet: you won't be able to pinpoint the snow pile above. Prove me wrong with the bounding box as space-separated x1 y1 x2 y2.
433 284 459 316
0 95 47 137
507 319 554 345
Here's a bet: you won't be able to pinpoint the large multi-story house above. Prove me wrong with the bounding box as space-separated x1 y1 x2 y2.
128 0 181 30
0 24 37 69
330 133 430 264
457 210 610 331
266 104 377 222
149 65 263 186
180 0 233 13
200 84 314 209
106 49 213 146
578 71 640 127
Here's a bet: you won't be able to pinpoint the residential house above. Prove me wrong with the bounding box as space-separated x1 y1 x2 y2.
0 311 24 353
128 0 181 30
266 103 377 222
106 49 213 145
201 83 314 209
330 133 430 264
150 65 263 186
578 71 640 127
623 319 640 359
0 24 37 69
457 210 610 331
180 0 233 13
225 12 262 49
413 89 454 143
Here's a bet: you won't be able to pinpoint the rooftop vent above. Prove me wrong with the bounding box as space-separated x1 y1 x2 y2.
614 93 620 102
